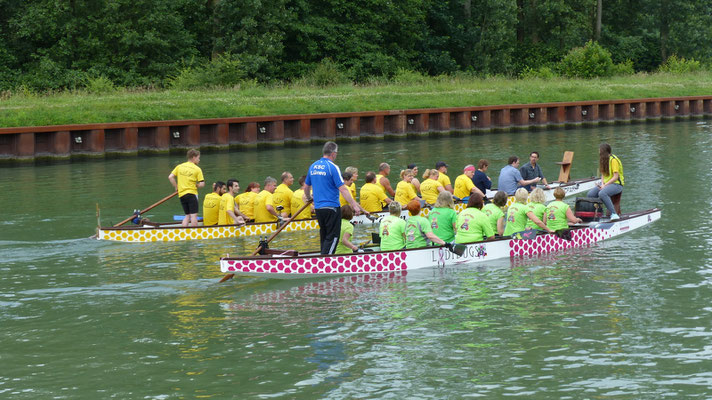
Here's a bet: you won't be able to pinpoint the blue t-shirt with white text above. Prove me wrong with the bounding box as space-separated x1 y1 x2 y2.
305 157 345 208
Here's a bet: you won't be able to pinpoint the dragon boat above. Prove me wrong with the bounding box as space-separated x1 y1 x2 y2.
219 207 660 279
96 177 598 243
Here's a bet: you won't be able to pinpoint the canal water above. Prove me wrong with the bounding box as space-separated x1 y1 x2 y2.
2 120 712 398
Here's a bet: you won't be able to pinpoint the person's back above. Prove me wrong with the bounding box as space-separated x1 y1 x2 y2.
481 203 503 234
253 190 277 223
203 192 221 226
379 215 406 251
405 215 432 249
455 208 492 244
237 191 257 220
503 202 528 236
360 182 387 212
218 191 238 225
453 174 475 198
429 207 457 242
291 188 311 220
394 180 417 206
335 218 354 254
420 178 442 204
525 202 547 230
498 165 521 195
545 200 570 231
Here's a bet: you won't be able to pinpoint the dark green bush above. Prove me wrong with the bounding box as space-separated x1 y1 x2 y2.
558 41 615 78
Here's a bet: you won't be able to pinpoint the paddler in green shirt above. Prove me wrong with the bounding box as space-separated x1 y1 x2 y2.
379 202 407 251
525 188 554 233
546 187 582 230
455 193 494 244
405 199 447 249
503 188 530 236
428 191 458 242
482 190 507 236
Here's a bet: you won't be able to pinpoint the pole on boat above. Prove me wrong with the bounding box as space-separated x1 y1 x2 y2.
113 192 178 227
219 200 313 283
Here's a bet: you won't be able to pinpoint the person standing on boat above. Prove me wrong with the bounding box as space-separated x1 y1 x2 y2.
272 172 294 218
253 177 280 223
291 175 313 220
219 179 247 225
546 187 582 230
429 191 458 242
454 165 485 199
379 202 407 251
472 159 492 202
203 181 225 226
435 161 454 193
305 141 366 255
520 151 550 191
455 193 494 244
360 171 392 212
375 163 396 197
236 182 260 221
498 156 541 195
587 143 624 220
168 148 205 227
405 200 446 249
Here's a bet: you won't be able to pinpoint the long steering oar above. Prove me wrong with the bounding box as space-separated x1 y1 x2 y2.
219 200 313 283
113 191 178 227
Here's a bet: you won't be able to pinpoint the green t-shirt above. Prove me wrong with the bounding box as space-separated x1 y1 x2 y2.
455 208 494 244
406 215 433 249
379 215 406 251
503 202 529 236
545 200 570 231
335 219 354 254
482 203 504 235
428 207 457 242
525 202 547 230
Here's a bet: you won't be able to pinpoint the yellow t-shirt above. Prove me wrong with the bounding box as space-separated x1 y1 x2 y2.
420 178 443 204
202 192 221 226
437 172 451 189
253 190 277 223
360 183 388 213
218 192 236 225
170 161 204 197
394 180 418 206
604 155 625 186
453 174 475 198
291 189 312 220
272 183 294 216
340 182 357 206
375 174 388 195
236 192 257 219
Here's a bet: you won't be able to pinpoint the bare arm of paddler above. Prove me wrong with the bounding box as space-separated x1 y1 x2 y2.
379 176 395 197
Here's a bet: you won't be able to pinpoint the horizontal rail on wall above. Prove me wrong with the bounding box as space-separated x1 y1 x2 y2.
1 95 711 163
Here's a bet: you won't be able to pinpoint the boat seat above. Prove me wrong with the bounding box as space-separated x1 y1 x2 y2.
263 249 299 257
610 192 622 215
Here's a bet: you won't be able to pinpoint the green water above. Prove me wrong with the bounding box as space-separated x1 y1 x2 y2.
2 120 712 399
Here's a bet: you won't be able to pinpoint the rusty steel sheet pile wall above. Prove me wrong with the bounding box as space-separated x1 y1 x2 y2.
1 96 710 162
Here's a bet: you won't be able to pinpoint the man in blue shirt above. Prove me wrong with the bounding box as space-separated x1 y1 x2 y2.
519 151 551 191
498 156 541 195
305 141 367 254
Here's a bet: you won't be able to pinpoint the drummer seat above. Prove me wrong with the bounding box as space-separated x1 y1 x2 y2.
610 192 622 215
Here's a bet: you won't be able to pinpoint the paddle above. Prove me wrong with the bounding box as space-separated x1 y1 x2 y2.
219 199 313 283
113 191 178 227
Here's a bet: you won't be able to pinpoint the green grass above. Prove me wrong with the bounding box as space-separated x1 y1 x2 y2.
2 72 712 128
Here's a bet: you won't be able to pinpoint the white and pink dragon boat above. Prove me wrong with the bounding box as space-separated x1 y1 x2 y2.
219 207 660 279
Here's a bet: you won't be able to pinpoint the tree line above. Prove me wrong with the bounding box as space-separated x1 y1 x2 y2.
1 0 711 91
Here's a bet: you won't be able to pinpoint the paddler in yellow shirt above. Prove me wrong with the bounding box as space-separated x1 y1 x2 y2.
202 181 225 226
453 165 485 200
375 163 396 197
272 171 294 218
360 171 392 213
435 161 453 193
218 179 247 225
340 171 356 207
253 177 281 223
420 169 445 205
235 182 260 221
168 149 205 227
291 175 313 220
339 166 358 207
394 168 421 206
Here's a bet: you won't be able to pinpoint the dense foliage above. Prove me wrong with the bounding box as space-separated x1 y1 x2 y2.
1 0 711 91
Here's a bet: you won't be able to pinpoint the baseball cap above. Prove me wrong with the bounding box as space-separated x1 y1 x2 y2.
435 161 448 169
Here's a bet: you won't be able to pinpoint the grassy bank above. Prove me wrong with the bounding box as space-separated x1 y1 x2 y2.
2 72 712 128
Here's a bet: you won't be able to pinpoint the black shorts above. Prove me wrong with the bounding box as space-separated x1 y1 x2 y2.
180 194 199 215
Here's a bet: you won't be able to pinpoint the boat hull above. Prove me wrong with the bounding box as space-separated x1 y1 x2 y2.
219 208 661 278
97 177 598 243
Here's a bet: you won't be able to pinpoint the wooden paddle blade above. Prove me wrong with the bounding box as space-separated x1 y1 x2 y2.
219 273 235 283
447 243 467 256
